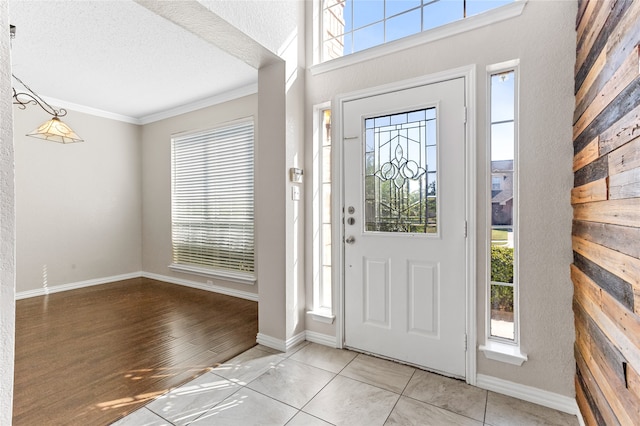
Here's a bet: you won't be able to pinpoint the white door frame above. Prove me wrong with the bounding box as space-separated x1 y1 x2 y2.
332 65 477 385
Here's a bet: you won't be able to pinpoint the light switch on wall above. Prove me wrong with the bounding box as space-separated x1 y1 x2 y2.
291 186 301 201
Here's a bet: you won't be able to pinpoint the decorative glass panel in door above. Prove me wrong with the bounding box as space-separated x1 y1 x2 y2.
364 108 437 233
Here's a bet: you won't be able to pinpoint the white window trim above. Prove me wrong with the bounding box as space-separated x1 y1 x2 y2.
480 59 527 366
311 0 527 75
307 102 336 324
169 263 256 285
479 340 527 366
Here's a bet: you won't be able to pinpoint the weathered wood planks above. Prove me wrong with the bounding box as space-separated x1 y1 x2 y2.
573 220 640 259
575 0 632 93
573 198 640 227
609 167 640 200
573 1 640 423
573 46 640 140
574 136 599 172
599 103 640 157
574 77 640 155
575 346 621 426
573 252 634 312
575 0 640 120
571 178 608 204
608 136 640 175
574 305 640 424
575 374 601 426
573 235 640 288
574 155 608 187
572 265 640 376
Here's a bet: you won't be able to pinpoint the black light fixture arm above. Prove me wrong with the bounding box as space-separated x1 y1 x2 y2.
12 74 67 118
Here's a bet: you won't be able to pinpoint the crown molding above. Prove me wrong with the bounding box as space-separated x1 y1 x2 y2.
38 82 258 126
139 83 258 124
42 96 141 124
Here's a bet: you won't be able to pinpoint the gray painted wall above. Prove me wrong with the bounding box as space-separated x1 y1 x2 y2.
14 107 142 293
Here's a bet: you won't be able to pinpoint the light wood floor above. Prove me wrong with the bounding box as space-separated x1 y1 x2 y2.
13 277 258 426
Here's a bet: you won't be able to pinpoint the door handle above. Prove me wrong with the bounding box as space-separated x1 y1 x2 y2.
345 236 355 244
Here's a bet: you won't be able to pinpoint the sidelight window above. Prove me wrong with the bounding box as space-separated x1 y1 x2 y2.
480 60 526 365
311 106 334 320
488 64 517 342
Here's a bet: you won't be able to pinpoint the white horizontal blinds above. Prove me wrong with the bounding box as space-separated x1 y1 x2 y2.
172 120 255 276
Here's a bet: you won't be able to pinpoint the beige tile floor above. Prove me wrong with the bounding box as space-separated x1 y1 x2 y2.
112 342 579 426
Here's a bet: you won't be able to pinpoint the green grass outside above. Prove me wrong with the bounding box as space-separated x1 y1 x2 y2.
492 229 508 241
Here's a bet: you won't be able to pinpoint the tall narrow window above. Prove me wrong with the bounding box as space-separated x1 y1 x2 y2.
171 119 255 283
489 66 517 342
311 107 334 320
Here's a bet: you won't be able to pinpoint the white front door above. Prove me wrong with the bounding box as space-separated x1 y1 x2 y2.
343 78 467 378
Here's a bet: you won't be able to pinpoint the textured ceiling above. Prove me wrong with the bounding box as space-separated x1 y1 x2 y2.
8 0 258 122
199 0 298 55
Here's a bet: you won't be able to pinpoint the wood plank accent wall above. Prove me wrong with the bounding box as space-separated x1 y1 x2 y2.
573 0 640 423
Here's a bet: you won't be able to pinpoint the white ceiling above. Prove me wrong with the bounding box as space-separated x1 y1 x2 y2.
198 0 298 55
8 0 259 123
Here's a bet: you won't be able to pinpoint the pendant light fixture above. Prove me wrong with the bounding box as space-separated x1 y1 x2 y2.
10 25 83 144
12 74 84 144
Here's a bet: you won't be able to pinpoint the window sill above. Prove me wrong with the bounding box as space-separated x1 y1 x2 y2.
169 263 256 285
479 340 527 366
307 308 335 324
311 0 527 76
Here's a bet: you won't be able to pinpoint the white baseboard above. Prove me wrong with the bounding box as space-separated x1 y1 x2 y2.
286 331 307 349
256 333 286 352
305 330 339 348
256 332 306 352
16 271 259 302
15 272 143 300
476 374 580 416
142 271 258 302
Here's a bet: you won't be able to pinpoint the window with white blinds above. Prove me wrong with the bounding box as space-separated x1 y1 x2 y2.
171 119 255 283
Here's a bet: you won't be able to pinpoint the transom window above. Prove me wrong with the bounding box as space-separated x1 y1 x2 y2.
322 0 515 62
364 108 437 234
